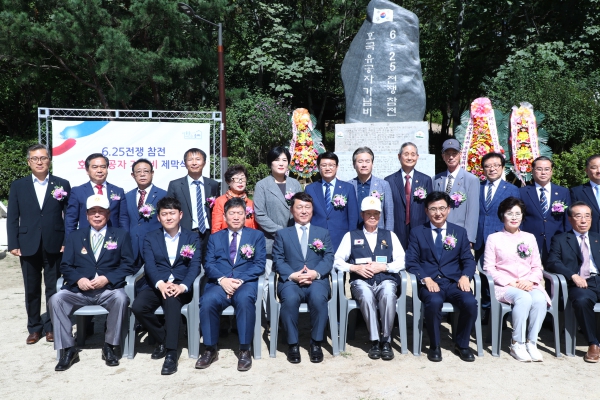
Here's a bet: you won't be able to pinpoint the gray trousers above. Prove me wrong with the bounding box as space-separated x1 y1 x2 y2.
48 288 129 350
350 279 397 342
503 287 547 344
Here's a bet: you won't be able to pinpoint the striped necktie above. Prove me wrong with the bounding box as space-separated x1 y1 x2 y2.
540 187 548 215
324 182 333 214
485 182 493 209
193 180 206 233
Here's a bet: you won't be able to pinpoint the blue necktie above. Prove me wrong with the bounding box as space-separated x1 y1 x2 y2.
485 182 493 209
192 180 206 233
300 226 308 259
434 228 443 260
324 182 333 214
229 231 238 264
540 187 548 215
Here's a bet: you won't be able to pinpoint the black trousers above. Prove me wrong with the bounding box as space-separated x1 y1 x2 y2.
568 275 600 345
20 241 61 334
192 229 210 266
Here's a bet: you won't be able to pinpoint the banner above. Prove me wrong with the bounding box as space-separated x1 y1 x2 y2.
51 120 211 192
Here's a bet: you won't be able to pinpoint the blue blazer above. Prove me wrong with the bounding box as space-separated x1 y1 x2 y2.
570 182 600 234
349 175 394 231
123 185 167 261
305 179 358 251
65 182 126 237
475 180 520 251
520 184 572 253
405 222 476 282
60 226 135 293
204 227 266 284
141 227 201 291
385 169 432 249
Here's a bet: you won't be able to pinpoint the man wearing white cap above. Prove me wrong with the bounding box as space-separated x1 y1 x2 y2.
334 196 405 360
49 195 135 371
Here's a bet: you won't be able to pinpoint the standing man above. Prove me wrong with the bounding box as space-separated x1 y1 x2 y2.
520 156 572 264
385 142 432 250
131 197 201 375
570 154 600 234
123 159 167 267
167 148 220 264
7 144 71 344
49 195 135 371
65 153 126 237
349 146 394 231
433 139 479 245
272 192 334 364
196 197 266 372
305 152 358 251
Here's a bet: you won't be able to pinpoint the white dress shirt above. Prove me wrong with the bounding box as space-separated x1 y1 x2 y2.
187 175 209 230
90 225 107 274
430 222 448 243
334 228 405 273
136 184 153 206
32 174 49 209
295 222 311 243
321 178 337 197
577 232 598 274
155 227 188 292
484 178 502 200
534 182 552 201
90 181 108 198
401 169 414 186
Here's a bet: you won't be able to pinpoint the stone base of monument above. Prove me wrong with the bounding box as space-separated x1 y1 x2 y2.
334 122 435 181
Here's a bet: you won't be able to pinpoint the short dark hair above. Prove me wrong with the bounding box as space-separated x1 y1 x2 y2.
291 192 313 207
586 154 600 168
317 151 338 166
531 156 554 170
266 146 291 167
183 148 207 163
481 152 505 168
157 196 182 212
131 158 153 173
568 201 592 217
352 147 374 164
497 197 526 222
224 165 248 183
85 153 109 170
27 144 49 159
224 197 246 214
424 191 451 208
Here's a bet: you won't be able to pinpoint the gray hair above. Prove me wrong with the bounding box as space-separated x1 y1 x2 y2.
399 142 419 155
352 146 374 164
27 144 50 159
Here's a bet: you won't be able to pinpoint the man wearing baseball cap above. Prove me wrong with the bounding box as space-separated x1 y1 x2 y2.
49 195 135 371
334 196 405 360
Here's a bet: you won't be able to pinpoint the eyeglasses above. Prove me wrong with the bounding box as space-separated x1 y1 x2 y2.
319 163 337 169
505 212 523 218
572 214 592 220
29 156 49 163
483 164 503 170
534 168 552 173
427 206 448 213
230 177 247 183
134 170 152 176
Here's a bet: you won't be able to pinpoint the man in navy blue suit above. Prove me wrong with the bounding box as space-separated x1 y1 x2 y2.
131 196 201 375
305 152 358 251
196 197 266 371
385 142 433 250
272 192 334 364
405 191 477 362
520 156 572 264
49 195 135 371
570 154 600 234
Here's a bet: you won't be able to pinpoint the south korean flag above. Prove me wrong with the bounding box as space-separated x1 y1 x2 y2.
373 8 393 24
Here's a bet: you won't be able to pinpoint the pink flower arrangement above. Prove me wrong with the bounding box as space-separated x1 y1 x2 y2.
240 244 255 259
180 244 196 259
246 206 254 219
205 197 216 208
413 187 427 200
139 204 156 219
517 242 532 258
110 192 121 201
332 194 347 210
51 186 68 201
309 238 326 254
551 200 567 215
471 97 493 118
285 191 295 206
443 234 457 250
104 239 118 250
450 191 467 207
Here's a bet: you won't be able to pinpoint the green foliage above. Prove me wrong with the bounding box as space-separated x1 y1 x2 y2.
553 139 600 187
0 137 37 200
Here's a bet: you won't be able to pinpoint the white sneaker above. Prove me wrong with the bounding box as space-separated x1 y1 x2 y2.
526 342 544 362
510 342 532 362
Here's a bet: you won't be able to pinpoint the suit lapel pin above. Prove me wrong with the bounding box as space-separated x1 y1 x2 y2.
415 180 419 183
81 247 88 254
555 192 558 195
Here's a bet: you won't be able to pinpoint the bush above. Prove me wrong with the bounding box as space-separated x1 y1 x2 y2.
552 139 600 187
0 137 38 200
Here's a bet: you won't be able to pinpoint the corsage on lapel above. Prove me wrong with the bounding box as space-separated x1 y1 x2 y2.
332 194 347 210
104 237 118 250
285 191 295 206
413 187 427 200
240 244 255 259
205 197 216 208
51 186 68 201
309 239 326 254
450 191 467 207
180 244 196 259
110 192 121 201
551 200 567 216
443 234 457 251
139 204 156 219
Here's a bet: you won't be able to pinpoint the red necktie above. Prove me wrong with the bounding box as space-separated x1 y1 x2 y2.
405 175 411 225
138 189 146 208
95 184 103 195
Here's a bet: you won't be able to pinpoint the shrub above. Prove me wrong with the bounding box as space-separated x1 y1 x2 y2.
552 139 600 187
0 137 38 200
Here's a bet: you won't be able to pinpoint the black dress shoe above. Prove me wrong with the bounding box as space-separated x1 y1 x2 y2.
161 353 178 375
454 344 475 362
381 342 394 361
287 344 301 364
237 350 252 371
427 347 442 362
151 343 167 360
55 347 80 371
309 343 324 363
102 345 120 367
195 349 219 369
368 341 381 360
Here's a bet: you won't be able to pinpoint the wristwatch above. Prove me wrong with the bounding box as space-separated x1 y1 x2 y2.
316 272 321 280
217 277 224 286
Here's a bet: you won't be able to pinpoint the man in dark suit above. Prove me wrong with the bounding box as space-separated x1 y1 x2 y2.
385 142 432 250
123 158 167 267
196 197 266 372
546 201 600 362
520 156 572 264
405 191 478 362
65 153 127 237
49 195 135 371
166 148 220 264
305 152 358 251
131 197 201 375
7 144 71 344
272 192 334 363
570 154 600 234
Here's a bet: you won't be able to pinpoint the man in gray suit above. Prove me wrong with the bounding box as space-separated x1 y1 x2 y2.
433 139 479 245
349 146 394 231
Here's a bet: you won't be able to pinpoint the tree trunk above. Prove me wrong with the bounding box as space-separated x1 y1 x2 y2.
451 0 465 132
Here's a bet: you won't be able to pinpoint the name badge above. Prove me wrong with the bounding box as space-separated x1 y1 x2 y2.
375 256 388 263
355 257 371 264
354 239 364 245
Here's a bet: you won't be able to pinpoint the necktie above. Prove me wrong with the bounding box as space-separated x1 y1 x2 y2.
192 181 206 233
485 182 493 209
445 174 453 194
434 228 443 260
324 182 333 214
540 187 548 215
405 174 411 225
580 234 591 279
229 231 238 264
95 184 104 195
92 232 103 260
300 226 308 259
138 189 146 209
595 186 600 209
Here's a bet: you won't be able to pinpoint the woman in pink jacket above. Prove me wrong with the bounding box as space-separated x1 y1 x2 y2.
483 197 551 362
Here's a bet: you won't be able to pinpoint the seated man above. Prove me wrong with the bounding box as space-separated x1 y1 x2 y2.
196 197 266 371
131 197 201 375
334 196 405 360
405 191 477 362
49 195 134 371
272 192 334 364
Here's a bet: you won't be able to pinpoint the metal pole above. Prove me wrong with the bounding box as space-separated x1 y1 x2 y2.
217 22 228 194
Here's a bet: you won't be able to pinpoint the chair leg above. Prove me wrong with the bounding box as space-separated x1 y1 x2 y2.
398 296 408 355
551 312 561 357
339 305 349 352
413 303 422 356
253 299 262 360
188 313 200 359
328 300 339 357
475 306 483 357
127 311 136 359
565 303 576 357
76 315 86 347
269 304 279 358
491 310 501 357
120 311 130 358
